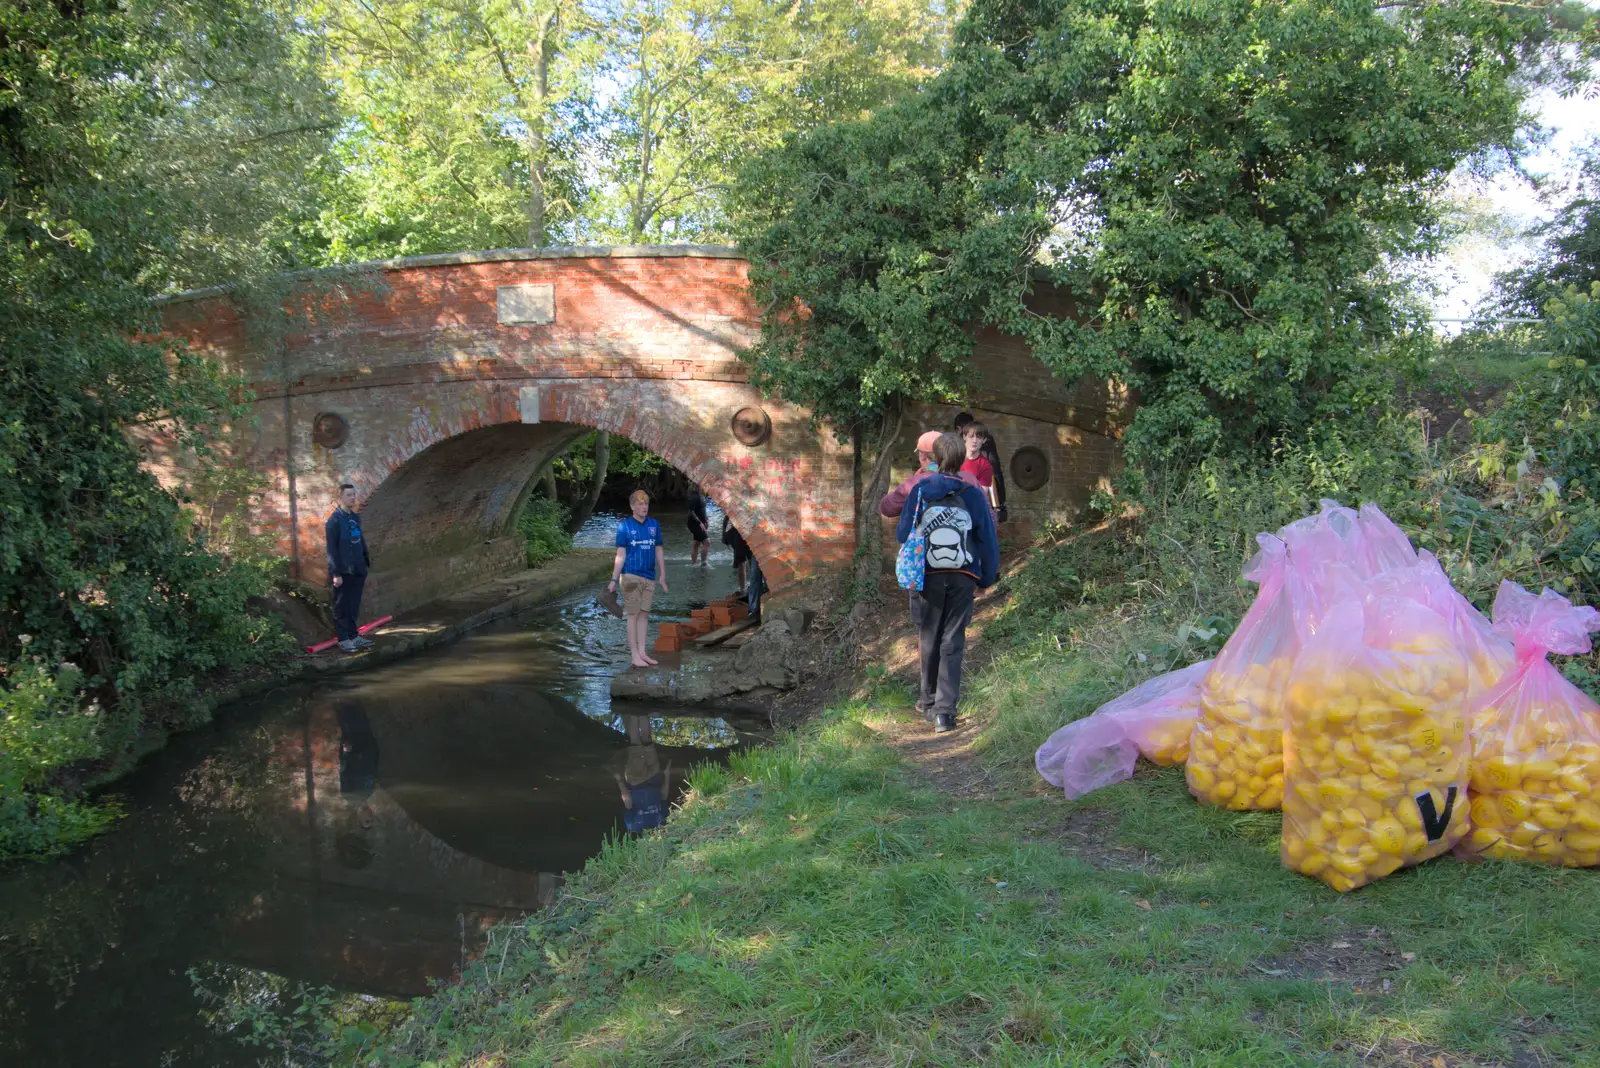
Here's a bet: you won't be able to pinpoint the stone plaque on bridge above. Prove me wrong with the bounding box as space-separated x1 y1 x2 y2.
497 283 555 325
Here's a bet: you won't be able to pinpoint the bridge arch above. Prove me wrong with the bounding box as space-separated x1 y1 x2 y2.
344 378 816 615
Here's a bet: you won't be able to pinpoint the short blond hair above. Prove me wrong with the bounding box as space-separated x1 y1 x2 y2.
629 489 650 505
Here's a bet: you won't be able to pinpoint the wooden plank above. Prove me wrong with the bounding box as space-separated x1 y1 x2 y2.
694 616 759 648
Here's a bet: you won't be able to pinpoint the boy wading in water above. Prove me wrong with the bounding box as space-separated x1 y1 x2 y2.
685 483 710 565
610 489 668 668
896 433 999 732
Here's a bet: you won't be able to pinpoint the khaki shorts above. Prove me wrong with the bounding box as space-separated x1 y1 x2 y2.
619 573 656 615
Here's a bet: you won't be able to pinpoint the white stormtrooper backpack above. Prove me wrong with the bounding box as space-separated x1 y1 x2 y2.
917 488 974 572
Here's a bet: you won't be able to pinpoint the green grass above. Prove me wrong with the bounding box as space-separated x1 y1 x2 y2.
373 655 1600 1067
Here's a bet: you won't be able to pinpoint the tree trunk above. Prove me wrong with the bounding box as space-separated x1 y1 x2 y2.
524 12 556 245
566 430 610 533
541 465 558 502
849 399 904 627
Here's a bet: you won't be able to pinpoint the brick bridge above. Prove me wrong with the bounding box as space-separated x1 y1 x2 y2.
155 247 1126 619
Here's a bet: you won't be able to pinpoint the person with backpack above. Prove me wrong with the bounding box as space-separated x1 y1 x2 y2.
896 433 999 733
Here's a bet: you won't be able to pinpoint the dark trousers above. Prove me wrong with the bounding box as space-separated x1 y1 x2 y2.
333 573 366 642
747 557 765 618
909 571 977 715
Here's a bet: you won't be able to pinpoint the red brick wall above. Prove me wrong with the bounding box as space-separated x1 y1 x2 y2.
153 247 1125 619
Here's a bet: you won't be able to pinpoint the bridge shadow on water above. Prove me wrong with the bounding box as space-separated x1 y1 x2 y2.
0 507 764 1066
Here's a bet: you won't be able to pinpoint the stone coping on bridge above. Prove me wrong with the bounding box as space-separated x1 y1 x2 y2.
156 244 745 305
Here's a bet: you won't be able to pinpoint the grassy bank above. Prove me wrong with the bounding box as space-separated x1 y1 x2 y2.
370 672 1600 1066
367 581 1599 1061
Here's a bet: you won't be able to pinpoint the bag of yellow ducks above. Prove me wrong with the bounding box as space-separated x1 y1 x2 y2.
1282 592 1471 891
1187 534 1297 811
1462 581 1600 866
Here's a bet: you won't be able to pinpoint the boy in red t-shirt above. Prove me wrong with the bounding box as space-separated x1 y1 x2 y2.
961 422 999 511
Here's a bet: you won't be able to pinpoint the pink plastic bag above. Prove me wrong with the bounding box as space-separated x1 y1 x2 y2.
1187 535 1314 810
1279 499 1366 572
1356 503 1420 575
1281 589 1471 891
1460 583 1600 865
1036 660 1213 800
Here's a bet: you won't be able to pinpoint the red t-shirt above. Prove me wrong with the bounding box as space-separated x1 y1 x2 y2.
961 456 995 488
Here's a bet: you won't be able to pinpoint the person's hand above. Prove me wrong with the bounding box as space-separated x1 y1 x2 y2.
608 579 617 592
332 575 343 588
658 578 668 593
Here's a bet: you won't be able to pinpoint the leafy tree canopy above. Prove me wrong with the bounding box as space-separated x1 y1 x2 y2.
303 0 951 259
1 0 308 701
1492 136 1600 318
735 0 1576 463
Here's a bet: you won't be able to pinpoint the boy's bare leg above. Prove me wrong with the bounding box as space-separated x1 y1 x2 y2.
627 611 650 667
638 612 657 666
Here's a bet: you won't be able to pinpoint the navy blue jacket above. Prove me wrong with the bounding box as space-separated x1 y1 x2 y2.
325 507 371 578
895 473 999 589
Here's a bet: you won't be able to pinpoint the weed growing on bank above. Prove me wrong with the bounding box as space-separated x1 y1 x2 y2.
518 497 575 568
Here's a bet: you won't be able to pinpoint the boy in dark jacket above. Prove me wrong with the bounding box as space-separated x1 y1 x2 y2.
325 483 372 653
896 433 999 732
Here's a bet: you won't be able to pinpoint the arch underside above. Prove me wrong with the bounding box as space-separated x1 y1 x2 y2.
357 422 586 618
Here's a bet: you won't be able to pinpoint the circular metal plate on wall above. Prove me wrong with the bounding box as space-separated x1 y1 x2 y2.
730 406 772 447
312 412 349 449
1010 445 1050 492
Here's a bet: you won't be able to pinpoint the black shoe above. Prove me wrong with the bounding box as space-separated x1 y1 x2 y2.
934 714 957 733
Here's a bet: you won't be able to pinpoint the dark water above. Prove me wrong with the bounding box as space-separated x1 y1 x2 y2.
0 507 759 1067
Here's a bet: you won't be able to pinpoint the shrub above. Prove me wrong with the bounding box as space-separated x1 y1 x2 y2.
0 650 120 857
518 497 574 568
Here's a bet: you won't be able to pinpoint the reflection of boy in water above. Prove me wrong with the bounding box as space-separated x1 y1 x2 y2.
612 714 673 834
338 704 379 796
336 703 378 868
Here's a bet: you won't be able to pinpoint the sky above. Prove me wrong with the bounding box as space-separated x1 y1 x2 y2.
1428 80 1599 328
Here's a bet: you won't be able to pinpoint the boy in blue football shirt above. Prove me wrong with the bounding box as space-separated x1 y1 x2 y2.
609 489 668 668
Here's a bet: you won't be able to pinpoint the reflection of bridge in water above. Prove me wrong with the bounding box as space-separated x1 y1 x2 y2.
234 684 729 996
0 562 762 1067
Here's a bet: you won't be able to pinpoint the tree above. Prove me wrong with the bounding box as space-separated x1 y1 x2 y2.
1493 137 1600 317
594 0 949 242
2 0 318 851
308 0 597 258
128 0 340 292
568 431 612 532
734 0 1568 471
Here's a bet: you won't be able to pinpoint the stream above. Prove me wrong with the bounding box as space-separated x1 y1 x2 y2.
0 506 763 1066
